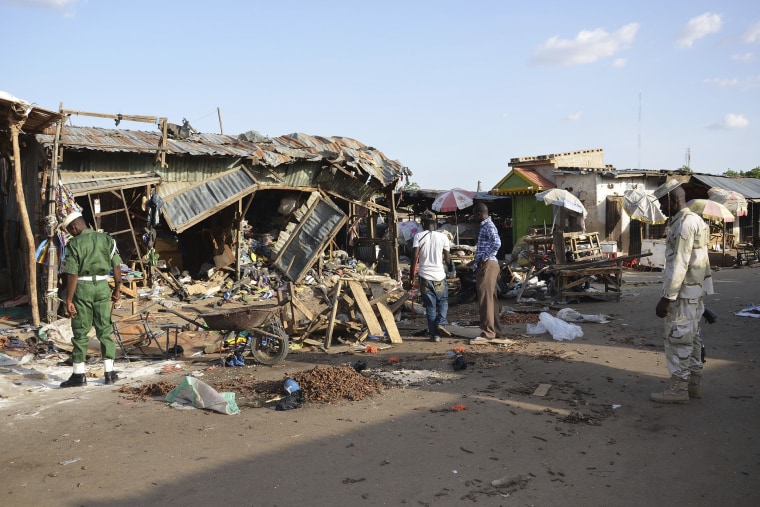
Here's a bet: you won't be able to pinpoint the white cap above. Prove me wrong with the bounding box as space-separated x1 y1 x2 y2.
62 211 82 229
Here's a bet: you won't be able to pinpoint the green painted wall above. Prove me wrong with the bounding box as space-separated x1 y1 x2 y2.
512 195 553 244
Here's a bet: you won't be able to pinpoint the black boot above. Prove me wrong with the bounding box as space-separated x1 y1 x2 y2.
60 373 87 388
104 371 119 385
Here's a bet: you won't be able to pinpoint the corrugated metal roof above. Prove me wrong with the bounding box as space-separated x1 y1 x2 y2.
690 174 760 200
60 172 162 196
0 92 61 133
161 167 258 232
36 126 408 186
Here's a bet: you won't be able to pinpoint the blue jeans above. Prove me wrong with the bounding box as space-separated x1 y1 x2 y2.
419 277 448 337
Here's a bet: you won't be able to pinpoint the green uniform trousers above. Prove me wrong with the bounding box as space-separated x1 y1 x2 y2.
71 279 115 363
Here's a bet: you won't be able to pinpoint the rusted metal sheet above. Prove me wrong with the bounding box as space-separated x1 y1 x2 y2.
200 304 280 331
161 167 258 232
270 192 348 283
60 172 162 196
36 127 408 187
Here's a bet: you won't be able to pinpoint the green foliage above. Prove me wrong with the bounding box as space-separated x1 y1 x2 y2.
722 167 760 178
401 181 420 190
677 165 692 174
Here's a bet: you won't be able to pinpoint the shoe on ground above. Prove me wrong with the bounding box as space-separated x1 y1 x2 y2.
104 371 119 385
688 371 702 399
429 336 442 343
437 325 452 337
650 377 689 404
469 336 489 345
60 373 87 388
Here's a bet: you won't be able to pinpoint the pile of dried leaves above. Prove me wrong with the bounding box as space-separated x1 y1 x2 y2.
292 364 388 403
118 381 176 401
500 312 540 324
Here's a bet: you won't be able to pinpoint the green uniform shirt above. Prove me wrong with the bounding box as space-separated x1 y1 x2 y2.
63 229 123 277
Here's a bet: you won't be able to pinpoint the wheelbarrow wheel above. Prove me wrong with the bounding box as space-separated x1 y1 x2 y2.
250 331 289 365
247 314 289 365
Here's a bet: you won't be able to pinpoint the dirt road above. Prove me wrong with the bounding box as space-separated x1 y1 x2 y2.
2 267 759 506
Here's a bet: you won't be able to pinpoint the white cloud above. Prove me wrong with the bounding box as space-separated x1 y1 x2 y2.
676 12 722 48
567 112 583 121
731 52 755 62
4 0 81 16
708 113 749 130
612 58 627 68
532 23 639 66
743 20 760 43
703 76 760 90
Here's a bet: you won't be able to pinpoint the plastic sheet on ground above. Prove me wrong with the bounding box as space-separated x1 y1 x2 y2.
165 376 239 414
556 308 610 324
526 311 584 341
735 303 760 318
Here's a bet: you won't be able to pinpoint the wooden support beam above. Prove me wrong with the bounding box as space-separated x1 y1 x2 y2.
375 302 402 343
348 280 384 336
324 280 342 348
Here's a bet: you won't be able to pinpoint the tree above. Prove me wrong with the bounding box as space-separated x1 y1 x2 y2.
400 181 420 190
722 167 760 178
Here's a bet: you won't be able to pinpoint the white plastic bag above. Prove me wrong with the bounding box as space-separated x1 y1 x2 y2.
526 311 583 341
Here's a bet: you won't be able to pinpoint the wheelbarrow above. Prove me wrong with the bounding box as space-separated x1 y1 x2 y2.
160 302 289 365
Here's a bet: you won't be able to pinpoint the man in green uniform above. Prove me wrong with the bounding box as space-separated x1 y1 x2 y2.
60 211 123 387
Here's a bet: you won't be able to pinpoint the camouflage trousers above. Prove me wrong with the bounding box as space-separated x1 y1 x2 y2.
663 297 704 380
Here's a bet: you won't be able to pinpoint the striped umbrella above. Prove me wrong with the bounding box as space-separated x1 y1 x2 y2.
707 187 748 217
686 199 735 222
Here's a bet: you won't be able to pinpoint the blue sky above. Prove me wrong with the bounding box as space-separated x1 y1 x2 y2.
3 0 759 190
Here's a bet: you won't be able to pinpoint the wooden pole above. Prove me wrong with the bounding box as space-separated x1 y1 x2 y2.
9 118 41 326
217 107 224 135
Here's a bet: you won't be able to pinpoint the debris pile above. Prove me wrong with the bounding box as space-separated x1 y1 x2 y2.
292 364 389 403
118 381 176 401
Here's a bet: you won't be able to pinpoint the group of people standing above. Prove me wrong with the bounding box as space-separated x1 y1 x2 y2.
57 181 711 405
411 203 503 345
412 184 712 405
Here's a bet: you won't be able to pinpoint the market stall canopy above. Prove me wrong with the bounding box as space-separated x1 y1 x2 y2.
707 187 748 217
622 188 667 224
535 188 587 217
687 199 735 222
431 188 475 212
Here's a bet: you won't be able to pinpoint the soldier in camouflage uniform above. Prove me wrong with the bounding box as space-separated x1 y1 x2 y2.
60 212 123 388
652 186 713 403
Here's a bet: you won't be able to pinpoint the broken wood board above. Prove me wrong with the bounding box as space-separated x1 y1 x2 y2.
375 301 402 343
347 281 384 336
533 383 552 397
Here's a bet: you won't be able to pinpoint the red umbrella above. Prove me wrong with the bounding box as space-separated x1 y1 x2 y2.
431 188 475 213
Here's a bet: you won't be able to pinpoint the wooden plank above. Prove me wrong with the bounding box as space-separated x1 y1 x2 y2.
533 383 553 397
515 266 534 303
324 280 342 348
348 280 384 336
111 281 137 298
388 291 410 314
376 302 402 343
290 295 315 321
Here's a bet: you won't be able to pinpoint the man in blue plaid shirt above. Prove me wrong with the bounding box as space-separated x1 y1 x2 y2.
471 203 504 344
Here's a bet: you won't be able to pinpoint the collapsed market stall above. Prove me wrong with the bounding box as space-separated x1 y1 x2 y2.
5 106 413 350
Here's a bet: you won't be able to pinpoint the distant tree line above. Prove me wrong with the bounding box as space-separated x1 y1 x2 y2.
723 167 760 178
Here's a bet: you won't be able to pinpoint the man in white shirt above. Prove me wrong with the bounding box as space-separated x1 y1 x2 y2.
412 211 452 342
